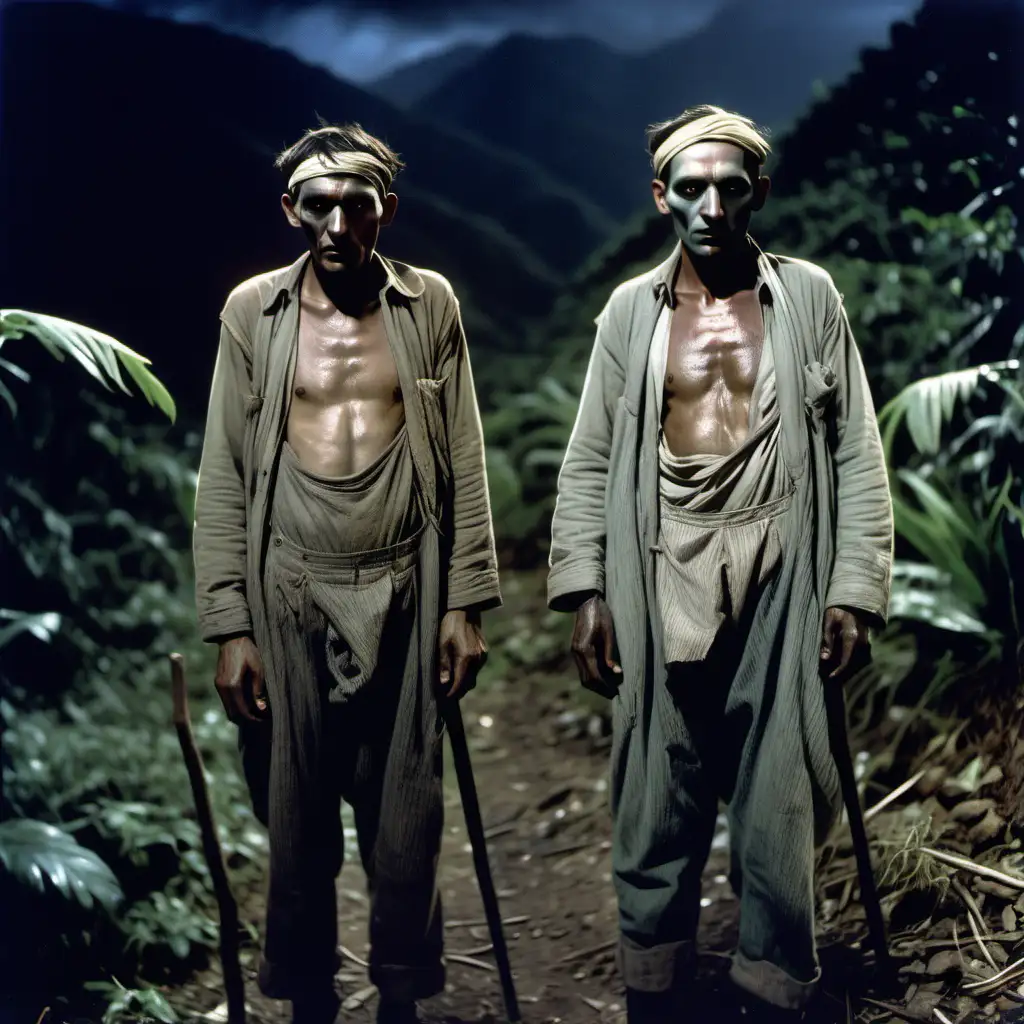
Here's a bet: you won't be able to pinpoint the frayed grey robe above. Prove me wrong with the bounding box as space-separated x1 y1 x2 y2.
548 242 893 1003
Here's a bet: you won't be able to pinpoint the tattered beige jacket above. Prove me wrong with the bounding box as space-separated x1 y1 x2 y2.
194 252 501 646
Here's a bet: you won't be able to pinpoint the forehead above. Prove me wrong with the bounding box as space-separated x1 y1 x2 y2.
298 174 378 200
669 141 751 181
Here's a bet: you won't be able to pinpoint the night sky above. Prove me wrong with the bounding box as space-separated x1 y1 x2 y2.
74 0 926 82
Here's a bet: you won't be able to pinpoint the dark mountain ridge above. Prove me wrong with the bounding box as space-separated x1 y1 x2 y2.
412 0 915 216
0 3 616 419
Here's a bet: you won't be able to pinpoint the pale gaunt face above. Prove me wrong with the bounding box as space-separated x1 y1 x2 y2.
282 174 397 273
652 140 769 257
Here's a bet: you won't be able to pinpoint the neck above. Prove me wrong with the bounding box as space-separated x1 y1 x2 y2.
674 238 758 301
307 254 385 317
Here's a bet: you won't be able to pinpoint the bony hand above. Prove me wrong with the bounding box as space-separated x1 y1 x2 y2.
215 635 268 723
438 609 488 700
820 606 872 683
571 593 622 699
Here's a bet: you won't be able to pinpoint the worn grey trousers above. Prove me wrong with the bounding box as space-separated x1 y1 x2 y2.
240 528 445 1003
612 572 821 1011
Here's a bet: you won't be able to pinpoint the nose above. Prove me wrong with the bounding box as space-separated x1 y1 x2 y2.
700 185 723 220
326 207 347 236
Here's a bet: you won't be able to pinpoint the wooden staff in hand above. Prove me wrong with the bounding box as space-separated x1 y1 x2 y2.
820 618 895 990
170 652 246 1024
442 701 522 1024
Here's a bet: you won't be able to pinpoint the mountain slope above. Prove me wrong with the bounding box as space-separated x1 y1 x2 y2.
414 0 918 217
0 2 615 419
371 43 489 107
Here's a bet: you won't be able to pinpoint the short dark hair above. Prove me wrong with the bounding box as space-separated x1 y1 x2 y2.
646 104 766 180
275 118 405 199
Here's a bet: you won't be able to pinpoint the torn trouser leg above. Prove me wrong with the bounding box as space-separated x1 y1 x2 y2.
255 528 444 1003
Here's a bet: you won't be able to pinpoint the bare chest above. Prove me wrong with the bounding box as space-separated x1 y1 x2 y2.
664 290 764 401
293 305 401 405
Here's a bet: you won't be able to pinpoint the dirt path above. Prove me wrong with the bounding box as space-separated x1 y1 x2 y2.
177 573 741 1024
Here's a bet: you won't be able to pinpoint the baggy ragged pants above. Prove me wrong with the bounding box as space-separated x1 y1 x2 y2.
612 501 822 1012
240 525 445 1003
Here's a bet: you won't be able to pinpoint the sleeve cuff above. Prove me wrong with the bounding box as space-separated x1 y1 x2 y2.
547 563 605 612
825 572 890 630
447 570 502 613
198 604 254 645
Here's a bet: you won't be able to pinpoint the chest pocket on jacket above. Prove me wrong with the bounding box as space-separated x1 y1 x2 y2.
416 376 451 485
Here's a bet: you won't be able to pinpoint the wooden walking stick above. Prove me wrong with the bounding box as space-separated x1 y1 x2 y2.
442 701 522 1023
823 679 896 990
169 653 246 1024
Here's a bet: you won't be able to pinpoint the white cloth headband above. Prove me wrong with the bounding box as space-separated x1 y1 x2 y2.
287 151 392 196
652 113 771 179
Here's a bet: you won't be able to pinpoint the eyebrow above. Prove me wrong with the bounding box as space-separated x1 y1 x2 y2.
674 173 752 186
301 186 375 201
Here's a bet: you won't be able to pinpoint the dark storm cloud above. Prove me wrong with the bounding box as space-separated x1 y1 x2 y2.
95 0 925 82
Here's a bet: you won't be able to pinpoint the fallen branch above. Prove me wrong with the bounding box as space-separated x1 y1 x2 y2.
950 877 998 971
865 770 928 821
861 997 933 1023
921 848 1024 890
483 823 517 841
450 943 495 958
556 938 618 964
932 1010 955 1024
446 914 529 929
339 945 370 969
448 953 497 972
539 841 593 858
341 985 378 1012
962 953 1024 996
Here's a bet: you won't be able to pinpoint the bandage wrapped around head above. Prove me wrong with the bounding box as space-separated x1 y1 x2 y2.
652 112 771 180
287 150 393 197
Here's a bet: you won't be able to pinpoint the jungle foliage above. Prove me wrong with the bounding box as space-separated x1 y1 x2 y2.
0 314 262 1018
0 0 1020 1016
484 0 1022 571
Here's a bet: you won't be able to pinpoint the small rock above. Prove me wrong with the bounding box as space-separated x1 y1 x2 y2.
969 809 1007 844
917 766 946 797
977 880 1021 901
905 988 943 1016
951 798 997 823
926 950 963 975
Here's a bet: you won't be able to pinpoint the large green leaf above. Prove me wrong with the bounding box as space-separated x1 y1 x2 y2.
888 562 991 635
0 309 176 423
0 818 123 911
0 610 62 650
878 360 1021 458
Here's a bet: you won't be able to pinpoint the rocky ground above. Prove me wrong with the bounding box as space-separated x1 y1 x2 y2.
167 573 1024 1024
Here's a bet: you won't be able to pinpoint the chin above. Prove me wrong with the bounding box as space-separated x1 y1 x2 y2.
318 255 361 272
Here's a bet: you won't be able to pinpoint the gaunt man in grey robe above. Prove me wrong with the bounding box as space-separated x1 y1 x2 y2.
548 105 893 1022
193 123 501 1024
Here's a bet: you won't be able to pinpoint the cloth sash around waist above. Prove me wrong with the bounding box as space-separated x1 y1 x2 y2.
655 490 792 666
266 526 425 704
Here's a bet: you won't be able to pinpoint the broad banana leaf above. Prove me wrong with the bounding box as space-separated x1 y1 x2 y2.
0 819 123 911
0 309 176 422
